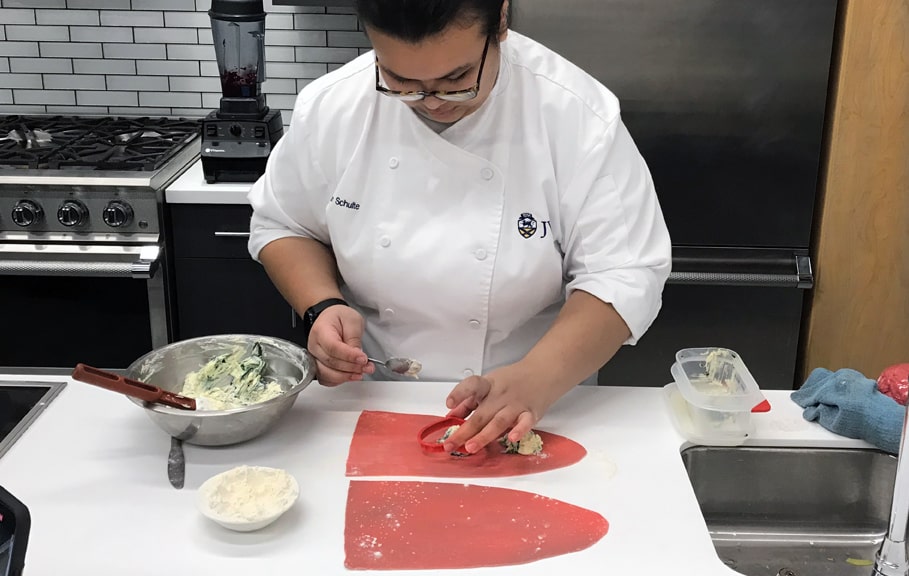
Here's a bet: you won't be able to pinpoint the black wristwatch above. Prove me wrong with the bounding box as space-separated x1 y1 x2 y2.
302 298 349 344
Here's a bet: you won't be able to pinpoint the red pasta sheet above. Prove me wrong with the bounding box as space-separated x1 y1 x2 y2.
345 480 609 570
345 410 587 478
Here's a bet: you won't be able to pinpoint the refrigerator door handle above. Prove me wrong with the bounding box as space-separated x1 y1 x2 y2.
668 251 813 289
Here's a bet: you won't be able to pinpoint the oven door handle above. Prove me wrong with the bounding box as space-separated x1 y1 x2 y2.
0 244 160 279
667 248 814 289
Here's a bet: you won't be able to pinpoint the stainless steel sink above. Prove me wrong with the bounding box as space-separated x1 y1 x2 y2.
681 446 905 576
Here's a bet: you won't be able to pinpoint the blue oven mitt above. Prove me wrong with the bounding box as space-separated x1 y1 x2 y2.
791 367 905 454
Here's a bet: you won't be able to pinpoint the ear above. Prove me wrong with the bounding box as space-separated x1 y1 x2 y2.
498 0 510 42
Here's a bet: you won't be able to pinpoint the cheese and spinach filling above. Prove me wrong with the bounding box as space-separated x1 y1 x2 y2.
181 342 284 410
500 430 544 455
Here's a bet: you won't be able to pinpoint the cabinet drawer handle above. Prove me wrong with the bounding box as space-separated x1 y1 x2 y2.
213 231 251 238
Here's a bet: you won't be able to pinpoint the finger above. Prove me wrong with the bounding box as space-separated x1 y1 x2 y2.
446 394 477 419
462 409 520 454
506 411 536 444
445 375 490 410
316 360 363 387
318 339 368 373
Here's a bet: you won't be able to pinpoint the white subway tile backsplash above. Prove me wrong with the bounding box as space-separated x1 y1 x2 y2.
3 2 366 116
104 43 166 60
264 46 295 62
66 0 129 9
135 28 197 44
168 108 209 118
73 58 135 75
263 78 297 94
2 0 64 7
136 59 199 76
294 14 357 30
327 31 371 48
77 90 137 106
199 61 218 77
40 42 102 59
10 58 71 74
108 107 172 116
6 25 69 41
267 14 294 30
294 47 358 64
99 10 163 27
0 91 16 105
133 0 195 11
106 75 168 91
44 74 105 90
266 30 326 47
0 73 42 89
165 44 214 61
267 62 327 79
0 42 39 58
139 91 201 108
0 9 36 25
201 93 220 109
47 105 107 114
197 28 212 46
36 10 98 26
0 105 49 114
163 11 209 28
71 26 131 43
13 89 75 105
263 93 298 111
169 76 219 92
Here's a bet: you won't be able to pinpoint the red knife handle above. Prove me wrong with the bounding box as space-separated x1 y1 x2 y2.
72 363 196 410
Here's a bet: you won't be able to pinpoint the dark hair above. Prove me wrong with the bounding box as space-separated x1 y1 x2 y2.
355 0 507 43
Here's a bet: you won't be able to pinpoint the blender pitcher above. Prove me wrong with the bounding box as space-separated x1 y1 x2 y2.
209 0 267 100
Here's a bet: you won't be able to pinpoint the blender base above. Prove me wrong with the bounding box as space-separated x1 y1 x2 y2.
200 108 284 184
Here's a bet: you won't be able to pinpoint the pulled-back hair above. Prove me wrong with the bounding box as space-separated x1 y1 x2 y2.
355 0 507 43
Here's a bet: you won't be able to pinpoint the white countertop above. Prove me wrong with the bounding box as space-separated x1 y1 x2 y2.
0 374 870 576
165 159 253 205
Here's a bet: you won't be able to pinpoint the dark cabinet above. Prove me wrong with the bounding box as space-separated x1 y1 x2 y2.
168 204 305 345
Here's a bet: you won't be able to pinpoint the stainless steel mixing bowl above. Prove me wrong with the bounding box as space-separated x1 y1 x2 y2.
125 334 316 446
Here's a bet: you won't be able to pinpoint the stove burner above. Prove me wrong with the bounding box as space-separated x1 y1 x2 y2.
0 116 200 171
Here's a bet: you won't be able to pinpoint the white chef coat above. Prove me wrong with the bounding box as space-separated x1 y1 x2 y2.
248 31 672 383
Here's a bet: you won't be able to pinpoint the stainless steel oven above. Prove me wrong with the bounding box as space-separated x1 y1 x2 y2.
0 116 200 371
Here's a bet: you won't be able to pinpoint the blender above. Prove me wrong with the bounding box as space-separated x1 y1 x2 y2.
201 0 283 183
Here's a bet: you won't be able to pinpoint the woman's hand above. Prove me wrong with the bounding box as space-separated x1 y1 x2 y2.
440 363 559 454
307 304 374 386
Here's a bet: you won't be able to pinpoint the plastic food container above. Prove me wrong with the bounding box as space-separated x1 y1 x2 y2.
665 347 770 445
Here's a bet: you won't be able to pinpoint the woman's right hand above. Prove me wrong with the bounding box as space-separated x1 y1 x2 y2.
306 304 374 386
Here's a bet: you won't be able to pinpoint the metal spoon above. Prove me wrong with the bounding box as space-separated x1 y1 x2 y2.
368 357 422 378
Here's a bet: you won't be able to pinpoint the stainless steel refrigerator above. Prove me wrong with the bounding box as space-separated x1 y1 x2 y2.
511 0 840 389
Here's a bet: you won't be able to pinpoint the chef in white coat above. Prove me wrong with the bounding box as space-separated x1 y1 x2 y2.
248 0 671 454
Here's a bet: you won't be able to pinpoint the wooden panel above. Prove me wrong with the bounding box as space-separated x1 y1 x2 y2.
802 0 909 380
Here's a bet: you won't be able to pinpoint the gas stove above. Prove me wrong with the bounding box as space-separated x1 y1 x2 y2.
0 115 200 242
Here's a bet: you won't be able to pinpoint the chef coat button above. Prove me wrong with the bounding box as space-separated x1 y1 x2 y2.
474 248 487 261
463 369 474 378
389 157 399 169
480 167 494 181
468 319 481 329
384 308 395 318
379 236 391 247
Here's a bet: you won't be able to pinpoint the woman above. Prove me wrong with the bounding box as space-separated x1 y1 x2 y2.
248 0 672 454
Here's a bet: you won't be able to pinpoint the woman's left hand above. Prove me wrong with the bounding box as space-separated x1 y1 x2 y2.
441 363 558 455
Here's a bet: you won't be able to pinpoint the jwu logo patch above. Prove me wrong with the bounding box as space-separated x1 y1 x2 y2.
517 212 551 239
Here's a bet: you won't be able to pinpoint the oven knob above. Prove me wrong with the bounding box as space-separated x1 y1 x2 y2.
58 200 88 227
11 200 44 227
102 200 134 228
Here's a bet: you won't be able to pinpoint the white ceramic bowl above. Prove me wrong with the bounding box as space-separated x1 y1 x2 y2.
197 465 299 532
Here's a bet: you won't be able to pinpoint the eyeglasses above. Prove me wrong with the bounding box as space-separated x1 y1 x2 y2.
375 35 492 102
